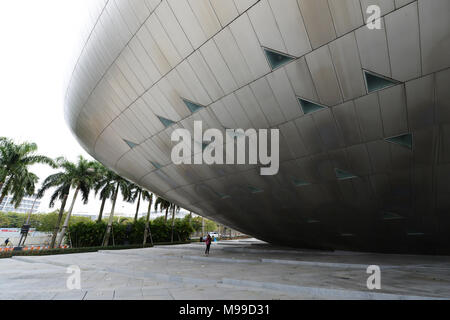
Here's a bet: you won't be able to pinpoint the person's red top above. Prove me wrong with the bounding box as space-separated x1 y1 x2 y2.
205 236 211 245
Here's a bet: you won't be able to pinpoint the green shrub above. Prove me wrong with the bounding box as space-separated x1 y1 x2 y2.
68 216 194 248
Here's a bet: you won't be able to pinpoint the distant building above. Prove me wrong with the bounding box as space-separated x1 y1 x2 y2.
0 195 40 214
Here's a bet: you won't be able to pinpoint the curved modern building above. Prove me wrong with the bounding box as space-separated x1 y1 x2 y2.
65 0 450 254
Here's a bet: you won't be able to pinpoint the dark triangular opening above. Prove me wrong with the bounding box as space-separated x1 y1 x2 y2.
340 233 355 237
292 178 311 187
364 70 399 93
218 193 231 200
183 99 204 114
124 139 138 149
248 186 264 194
381 211 404 221
335 168 358 180
407 232 425 236
298 98 327 115
385 133 413 150
157 116 176 128
263 47 295 70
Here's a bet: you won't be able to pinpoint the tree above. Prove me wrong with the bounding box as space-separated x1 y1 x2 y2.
191 216 218 234
38 167 71 248
154 197 171 223
128 184 144 223
170 203 180 243
101 174 130 247
38 156 95 248
0 137 55 207
93 164 117 223
142 190 154 246
56 156 97 247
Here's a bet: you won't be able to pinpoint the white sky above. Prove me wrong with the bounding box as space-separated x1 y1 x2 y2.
0 0 179 218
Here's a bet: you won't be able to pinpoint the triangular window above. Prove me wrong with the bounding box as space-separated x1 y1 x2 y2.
364 70 399 93
263 47 295 70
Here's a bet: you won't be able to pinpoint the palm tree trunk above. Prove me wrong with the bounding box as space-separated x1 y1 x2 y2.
102 182 119 247
97 197 106 222
171 206 175 243
50 193 68 248
164 208 168 223
202 217 205 235
134 190 141 222
0 180 8 205
57 186 80 247
143 201 153 246
0 176 13 206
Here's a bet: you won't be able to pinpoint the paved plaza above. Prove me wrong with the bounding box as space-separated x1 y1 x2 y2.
0 239 449 300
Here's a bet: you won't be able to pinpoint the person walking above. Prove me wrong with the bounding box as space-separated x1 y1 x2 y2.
205 234 212 255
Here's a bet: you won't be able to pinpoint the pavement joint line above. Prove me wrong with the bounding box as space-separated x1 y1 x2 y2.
262 258 378 269
222 247 359 256
220 278 446 300
181 255 259 264
179 255 412 271
11 256 97 271
12 256 72 268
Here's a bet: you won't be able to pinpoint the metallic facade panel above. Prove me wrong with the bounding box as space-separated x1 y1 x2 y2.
229 13 271 79
385 2 421 81
213 27 253 87
249 77 286 126
328 0 364 36
355 18 391 78
329 32 366 101
306 45 343 106
378 84 408 137
199 39 238 95
268 0 311 57
297 0 336 49
284 57 318 102
187 0 221 39
354 93 384 141
405 74 435 131
209 0 239 26
65 0 450 254
436 69 450 124
332 101 362 146
418 0 450 74
247 0 286 53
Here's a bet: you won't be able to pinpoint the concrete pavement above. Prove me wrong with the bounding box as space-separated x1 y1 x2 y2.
0 239 449 300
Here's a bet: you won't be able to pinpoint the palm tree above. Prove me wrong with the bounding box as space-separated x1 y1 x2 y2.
56 156 97 247
93 164 117 223
170 203 180 243
0 137 55 207
154 197 171 223
37 156 95 248
142 190 154 246
101 174 130 247
128 183 144 223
